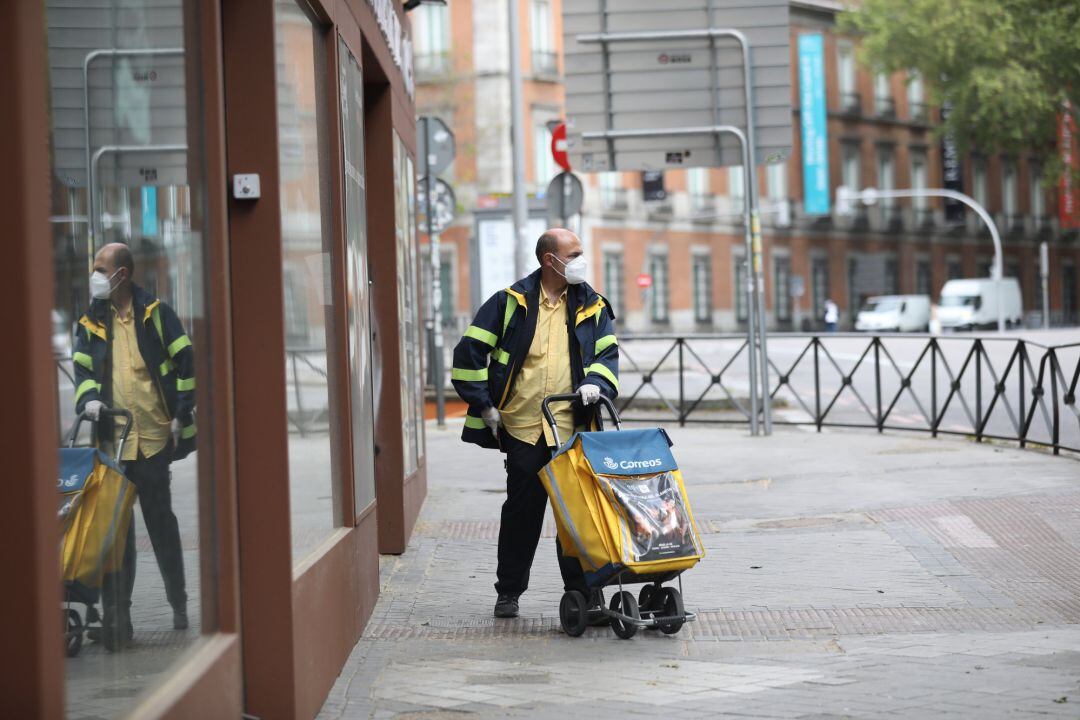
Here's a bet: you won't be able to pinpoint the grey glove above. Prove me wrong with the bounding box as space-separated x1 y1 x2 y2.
171 418 182 446
481 406 501 434
84 400 105 421
578 383 602 405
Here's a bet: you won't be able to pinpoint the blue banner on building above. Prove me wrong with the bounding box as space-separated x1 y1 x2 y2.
141 186 158 238
798 34 829 215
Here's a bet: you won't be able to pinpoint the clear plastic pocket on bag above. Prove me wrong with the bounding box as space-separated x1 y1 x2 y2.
599 470 698 563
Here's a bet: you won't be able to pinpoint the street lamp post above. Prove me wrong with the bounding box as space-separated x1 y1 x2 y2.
837 186 1007 333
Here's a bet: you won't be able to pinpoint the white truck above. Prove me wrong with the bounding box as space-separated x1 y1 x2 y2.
937 278 1023 330
854 295 932 332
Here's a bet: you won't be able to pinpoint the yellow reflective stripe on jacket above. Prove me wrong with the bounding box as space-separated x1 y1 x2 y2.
595 334 618 355
464 325 498 347
73 352 93 371
79 316 106 340
503 291 523 334
464 414 487 430
585 362 618 391
146 301 163 340
167 334 192 357
177 377 196 392
75 379 101 403
159 359 173 376
493 348 510 365
180 421 197 439
452 367 488 382
575 298 605 326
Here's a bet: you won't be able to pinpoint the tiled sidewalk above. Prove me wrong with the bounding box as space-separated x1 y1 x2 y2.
320 422 1080 719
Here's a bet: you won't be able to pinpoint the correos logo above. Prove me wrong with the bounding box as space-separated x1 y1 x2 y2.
602 456 663 471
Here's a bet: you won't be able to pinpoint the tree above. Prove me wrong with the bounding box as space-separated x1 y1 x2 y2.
840 0 1080 181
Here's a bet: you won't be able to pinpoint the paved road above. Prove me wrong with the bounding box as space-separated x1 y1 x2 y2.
320 419 1080 719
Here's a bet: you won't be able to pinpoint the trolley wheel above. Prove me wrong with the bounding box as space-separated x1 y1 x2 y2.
609 591 640 640
658 587 686 635
638 584 660 613
559 590 588 637
64 608 83 658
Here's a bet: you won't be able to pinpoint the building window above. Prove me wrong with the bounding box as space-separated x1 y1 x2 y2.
838 41 858 113
728 165 745 214
972 158 988 209
876 146 896 225
884 258 899 295
811 256 829 321
414 3 450 76
533 113 555 188
842 142 860 192
766 161 787 200
774 256 792 324
687 167 711 211
915 258 932 297
599 172 626 210
874 72 894 116
692 252 712 324
648 252 669 324
907 71 926 122
420 246 454 326
1002 161 1018 226
1030 162 1046 225
910 150 929 224
946 256 963 281
734 255 749 323
531 0 557 76
602 248 625 318
1064 262 1077 324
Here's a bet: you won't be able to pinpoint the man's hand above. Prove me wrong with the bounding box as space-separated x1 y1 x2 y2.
481 406 501 434
84 400 105 421
578 384 602 405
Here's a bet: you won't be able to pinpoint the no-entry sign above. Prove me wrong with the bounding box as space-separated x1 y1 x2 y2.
637 273 653 289
551 122 570 171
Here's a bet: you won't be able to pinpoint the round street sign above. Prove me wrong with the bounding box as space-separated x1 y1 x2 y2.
545 171 584 223
551 122 570 171
637 273 653 289
418 117 455 176
417 176 456 234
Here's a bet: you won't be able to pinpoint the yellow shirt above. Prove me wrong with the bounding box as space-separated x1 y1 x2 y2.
501 285 575 447
111 306 171 461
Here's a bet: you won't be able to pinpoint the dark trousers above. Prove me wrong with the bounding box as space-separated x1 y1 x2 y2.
102 445 187 619
495 431 587 598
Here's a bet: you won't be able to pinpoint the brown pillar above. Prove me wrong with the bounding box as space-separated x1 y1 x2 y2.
0 1 63 716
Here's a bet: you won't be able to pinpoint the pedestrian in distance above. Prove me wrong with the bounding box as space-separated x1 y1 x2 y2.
451 228 620 620
824 298 839 333
73 242 197 649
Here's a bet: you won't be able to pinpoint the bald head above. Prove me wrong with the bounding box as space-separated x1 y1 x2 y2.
535 228 579 265
95 243 134 278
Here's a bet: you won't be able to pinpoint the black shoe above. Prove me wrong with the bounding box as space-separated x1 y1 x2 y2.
494 593 520 618
173 607 189 630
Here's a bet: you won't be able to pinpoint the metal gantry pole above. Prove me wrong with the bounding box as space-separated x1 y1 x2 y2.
581 125 761 434
508 0 529 278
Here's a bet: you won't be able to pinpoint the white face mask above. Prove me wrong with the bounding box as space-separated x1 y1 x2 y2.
549 253 588 285
89 270 120 300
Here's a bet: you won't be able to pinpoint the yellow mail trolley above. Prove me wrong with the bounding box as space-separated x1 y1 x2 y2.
539 394 703 639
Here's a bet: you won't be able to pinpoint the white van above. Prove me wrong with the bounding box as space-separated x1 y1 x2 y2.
937 278 1023 330
854 294 932 332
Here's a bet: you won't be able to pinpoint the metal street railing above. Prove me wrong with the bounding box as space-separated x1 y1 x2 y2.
617 334 1080 455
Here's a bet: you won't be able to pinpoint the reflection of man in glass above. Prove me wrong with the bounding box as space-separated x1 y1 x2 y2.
73 243 197 649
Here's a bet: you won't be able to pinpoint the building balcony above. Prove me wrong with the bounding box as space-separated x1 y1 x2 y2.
913 206 934 228
415 52 451 79
909 101 929 124
875 96 896 119
600 188 629 213
840 90 861 116
532 50 558 79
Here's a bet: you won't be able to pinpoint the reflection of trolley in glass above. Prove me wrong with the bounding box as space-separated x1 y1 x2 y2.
58 409 136 656
540 394 703 639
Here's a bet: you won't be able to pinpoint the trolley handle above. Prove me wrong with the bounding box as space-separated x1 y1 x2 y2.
541 392 622 449
68 408 134 464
